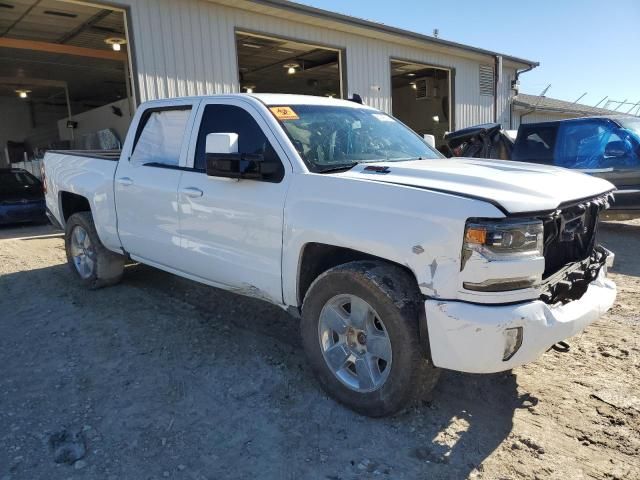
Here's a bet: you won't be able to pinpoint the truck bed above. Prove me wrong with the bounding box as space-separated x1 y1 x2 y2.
43 149 122 252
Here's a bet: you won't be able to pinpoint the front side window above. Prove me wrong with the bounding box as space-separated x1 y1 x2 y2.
130 108 192 167
194 104 284 182
269 105 441 172
555 119 640 169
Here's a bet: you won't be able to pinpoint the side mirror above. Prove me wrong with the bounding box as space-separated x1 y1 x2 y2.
423 134 436 148
206 132 238 155
604 140 629 158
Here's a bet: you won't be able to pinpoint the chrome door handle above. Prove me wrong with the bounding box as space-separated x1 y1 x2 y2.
180 187 204 198
116 177 133 186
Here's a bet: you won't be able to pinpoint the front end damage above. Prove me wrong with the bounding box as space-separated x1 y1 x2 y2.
539 193 615 304
425 192 617 374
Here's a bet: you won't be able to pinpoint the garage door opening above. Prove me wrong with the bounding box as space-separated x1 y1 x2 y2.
236 32 343 98
0 0 134 170
391 60 451 144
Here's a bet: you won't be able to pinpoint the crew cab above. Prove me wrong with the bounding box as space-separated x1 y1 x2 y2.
44 94 617 417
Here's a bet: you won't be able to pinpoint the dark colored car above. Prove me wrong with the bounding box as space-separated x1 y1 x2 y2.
445 116 640 218
442 123 513 159
0 168 47 225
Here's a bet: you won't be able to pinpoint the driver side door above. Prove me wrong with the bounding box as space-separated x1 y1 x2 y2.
175 99 291 304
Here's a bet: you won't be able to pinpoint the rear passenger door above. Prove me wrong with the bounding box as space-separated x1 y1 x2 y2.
115 100 197 267
176 98 291 304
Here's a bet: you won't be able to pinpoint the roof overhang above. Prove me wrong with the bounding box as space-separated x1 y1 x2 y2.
211 0 539 69
512 99 620 117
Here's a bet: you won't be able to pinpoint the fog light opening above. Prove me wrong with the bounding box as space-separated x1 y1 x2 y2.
503 327 523 361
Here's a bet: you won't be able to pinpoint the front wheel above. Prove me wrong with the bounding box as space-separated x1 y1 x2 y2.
65 211 125 289
301 260 440 417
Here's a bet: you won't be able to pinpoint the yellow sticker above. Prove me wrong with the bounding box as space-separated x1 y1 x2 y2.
270 106 299 120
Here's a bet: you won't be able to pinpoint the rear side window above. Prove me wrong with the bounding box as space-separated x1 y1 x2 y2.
193 104 284 182
130 108 192 167
512 125 558 164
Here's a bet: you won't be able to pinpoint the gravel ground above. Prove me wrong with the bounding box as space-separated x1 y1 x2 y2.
0 221 638 480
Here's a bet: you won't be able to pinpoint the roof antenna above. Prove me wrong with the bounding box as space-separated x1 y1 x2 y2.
433 28 439 38
349 93 363 104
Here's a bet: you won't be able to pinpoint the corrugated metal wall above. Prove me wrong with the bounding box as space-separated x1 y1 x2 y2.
120 0 517 130
511 110 578 129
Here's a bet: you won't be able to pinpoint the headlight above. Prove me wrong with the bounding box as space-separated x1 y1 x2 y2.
463 219 544 260
462 219 544 292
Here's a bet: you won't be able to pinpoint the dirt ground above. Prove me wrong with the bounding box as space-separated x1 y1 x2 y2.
0 221 638 480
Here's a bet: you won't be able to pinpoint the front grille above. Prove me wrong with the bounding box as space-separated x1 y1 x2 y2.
541 194 612 278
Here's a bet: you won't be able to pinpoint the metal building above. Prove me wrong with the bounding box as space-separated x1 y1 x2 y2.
1 0 538 167
511 93 629 129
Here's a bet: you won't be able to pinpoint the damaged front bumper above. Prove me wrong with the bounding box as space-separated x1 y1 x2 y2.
425 255 616 373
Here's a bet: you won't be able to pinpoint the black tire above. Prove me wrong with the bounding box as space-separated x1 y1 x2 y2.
64 211 125 289
301 260 440 417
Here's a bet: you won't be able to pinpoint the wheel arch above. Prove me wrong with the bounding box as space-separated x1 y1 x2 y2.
59 191 91 223
295 242 431 361
296 242 420 306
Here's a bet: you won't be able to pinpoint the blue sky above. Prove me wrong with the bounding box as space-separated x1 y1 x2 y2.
299 0 640 112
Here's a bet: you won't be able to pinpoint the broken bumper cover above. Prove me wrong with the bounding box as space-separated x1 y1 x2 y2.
425 268 616 373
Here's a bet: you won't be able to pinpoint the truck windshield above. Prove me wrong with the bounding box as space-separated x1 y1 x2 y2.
270 105 442 172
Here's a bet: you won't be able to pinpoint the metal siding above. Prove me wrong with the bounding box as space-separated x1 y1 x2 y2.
512 111 579 129
121 0 509 129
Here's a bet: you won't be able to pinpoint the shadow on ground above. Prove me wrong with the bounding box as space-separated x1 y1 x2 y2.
599 221 640 277
0 222 57 240
0 260 525 479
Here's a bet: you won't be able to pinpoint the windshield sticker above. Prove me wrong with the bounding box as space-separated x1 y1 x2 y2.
372 113 394 122
270 106 299 120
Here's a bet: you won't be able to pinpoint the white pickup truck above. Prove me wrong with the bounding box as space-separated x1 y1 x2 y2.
44 94 617 417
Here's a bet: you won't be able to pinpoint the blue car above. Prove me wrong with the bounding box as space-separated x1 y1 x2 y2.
0 168 47 226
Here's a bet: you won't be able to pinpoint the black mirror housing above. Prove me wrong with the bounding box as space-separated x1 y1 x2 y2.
206 153 266 179
604 140 629 158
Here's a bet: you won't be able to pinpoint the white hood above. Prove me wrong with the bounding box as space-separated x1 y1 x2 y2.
338 158 615 214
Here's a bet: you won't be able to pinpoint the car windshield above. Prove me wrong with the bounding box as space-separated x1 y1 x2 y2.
0 170 40 198
0 171 38 188
270 104 442 172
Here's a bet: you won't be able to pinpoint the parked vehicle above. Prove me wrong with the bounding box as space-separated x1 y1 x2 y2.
0 168 46 225
444 116 640 218
43 94 617 416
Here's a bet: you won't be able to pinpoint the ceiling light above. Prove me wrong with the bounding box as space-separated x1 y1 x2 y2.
284 63 299 75
16 89 31 99
242 43 262 49
44 10 78 18
277 49 294 54
407 73 416 77
432 115 440 122
105 37 126 51
243 85 256 93
410 82 417 90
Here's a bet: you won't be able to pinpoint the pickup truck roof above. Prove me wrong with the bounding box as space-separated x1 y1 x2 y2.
517 115 633 128
142 93 376 109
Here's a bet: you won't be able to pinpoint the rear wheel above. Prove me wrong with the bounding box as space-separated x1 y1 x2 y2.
301 260 439 417
65 212 125 289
